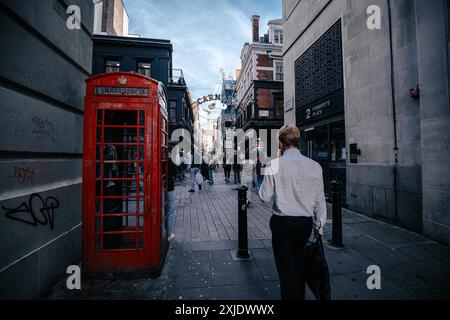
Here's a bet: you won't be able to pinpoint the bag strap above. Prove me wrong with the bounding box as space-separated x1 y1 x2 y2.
313 220 322 239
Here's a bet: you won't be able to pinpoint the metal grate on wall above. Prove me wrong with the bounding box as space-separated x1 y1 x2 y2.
295 20 343 110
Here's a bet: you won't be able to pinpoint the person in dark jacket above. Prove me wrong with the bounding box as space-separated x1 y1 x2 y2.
233 162 242 184
200 160 209 185
207 158 215 185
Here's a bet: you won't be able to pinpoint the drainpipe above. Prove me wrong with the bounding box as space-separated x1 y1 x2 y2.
387 0 399 222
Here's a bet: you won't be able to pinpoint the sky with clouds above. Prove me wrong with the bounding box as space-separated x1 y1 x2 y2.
124 0 282 102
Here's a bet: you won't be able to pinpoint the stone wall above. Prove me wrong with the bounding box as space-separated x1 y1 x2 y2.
283 0 450 244
415 0 450 244
0 0 93 298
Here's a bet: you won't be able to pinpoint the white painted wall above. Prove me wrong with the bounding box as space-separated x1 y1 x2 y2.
93 0 103 35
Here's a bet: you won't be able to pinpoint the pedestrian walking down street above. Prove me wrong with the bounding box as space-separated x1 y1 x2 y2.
200 160 210 186
233 155 242 184
255 154 266 191
223 155 232 183
189 157 202 192
258 125 327 300
167 155 178 241
208 158 215 184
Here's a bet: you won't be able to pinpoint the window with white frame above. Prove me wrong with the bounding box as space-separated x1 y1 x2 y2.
274 29 283 44
275 61 284 81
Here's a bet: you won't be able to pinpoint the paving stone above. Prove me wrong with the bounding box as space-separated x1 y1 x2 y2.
332 271 415 300
167 251 212 289
251 248 279 281
397 242 450 267
262 280 317 300
165 283 274 300
209 250 264 286
348 221 426 246
45 278 164 300
323 245 375 276
382 261 450 299
346 233 417 267
262 281 281 300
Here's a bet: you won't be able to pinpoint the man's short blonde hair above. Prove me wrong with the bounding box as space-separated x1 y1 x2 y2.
279 125 300 148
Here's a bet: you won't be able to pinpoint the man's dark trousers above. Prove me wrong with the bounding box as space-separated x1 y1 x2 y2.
270 215 313 300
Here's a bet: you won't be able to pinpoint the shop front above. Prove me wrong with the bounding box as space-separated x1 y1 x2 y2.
295 20 347 204
299 117 346 204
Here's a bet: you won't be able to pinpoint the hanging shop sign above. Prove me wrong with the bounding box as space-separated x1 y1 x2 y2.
192 94 221 109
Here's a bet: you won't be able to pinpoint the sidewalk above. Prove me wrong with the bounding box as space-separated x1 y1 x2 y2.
46 170 450 300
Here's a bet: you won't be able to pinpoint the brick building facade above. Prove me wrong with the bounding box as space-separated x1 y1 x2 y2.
235 16 284 134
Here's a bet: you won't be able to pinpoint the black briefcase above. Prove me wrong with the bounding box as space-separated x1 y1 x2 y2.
304 236 332 300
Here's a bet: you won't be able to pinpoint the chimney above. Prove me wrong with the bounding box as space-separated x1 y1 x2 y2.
252 15 260 43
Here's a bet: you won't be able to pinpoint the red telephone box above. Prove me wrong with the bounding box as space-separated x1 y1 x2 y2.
82 72 169 275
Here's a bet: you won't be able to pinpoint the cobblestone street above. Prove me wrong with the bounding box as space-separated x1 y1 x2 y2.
46 170 450 300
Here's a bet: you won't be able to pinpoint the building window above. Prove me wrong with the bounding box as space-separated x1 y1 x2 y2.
274 29 283 44
275 61 284 81
105 60 120 73
169 101 177 122
137 61 151 77
275 96 284 119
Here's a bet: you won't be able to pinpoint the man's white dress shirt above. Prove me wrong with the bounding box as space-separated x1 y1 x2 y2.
258 149 327 233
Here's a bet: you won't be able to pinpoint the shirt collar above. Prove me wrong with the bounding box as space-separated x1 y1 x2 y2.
283 148 302 158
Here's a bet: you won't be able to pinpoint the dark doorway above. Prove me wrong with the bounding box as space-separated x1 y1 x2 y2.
300 120 346 205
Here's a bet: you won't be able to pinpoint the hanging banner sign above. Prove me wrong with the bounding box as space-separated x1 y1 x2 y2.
192 94 221 109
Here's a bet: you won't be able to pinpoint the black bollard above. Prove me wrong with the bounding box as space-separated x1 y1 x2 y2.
330 180 343 247
236 185 250 258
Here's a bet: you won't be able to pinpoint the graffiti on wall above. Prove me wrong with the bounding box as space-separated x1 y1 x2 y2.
9 166 35 186
2 193 59 230
32 115 56 142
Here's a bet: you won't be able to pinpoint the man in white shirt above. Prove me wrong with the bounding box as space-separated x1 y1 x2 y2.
258 125 327 300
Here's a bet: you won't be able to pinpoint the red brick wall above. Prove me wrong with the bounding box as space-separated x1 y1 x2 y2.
252 16 260 42
257 70 273 80
256 54 273 67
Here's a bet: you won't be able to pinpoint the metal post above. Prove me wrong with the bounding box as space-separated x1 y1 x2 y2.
236 185 250 258
330 180 343 247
